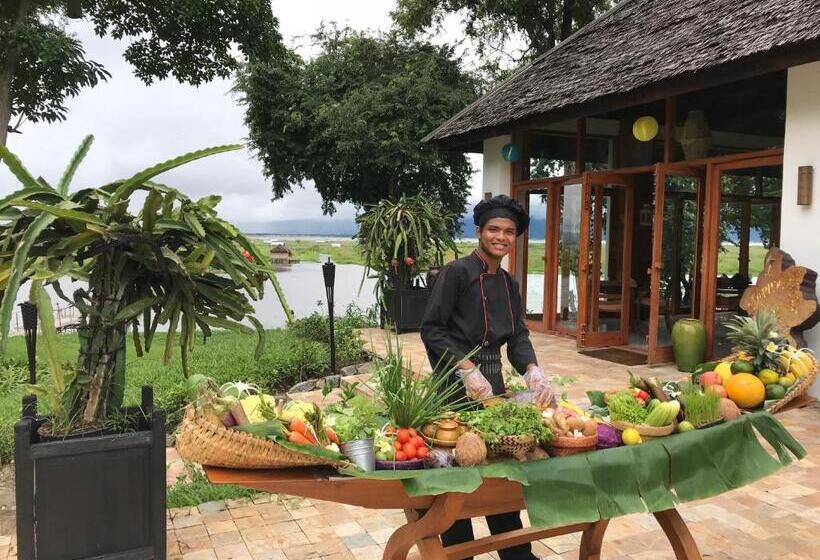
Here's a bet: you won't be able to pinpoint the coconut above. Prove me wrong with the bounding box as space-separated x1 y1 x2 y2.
719 398 741 421
454 432 487 467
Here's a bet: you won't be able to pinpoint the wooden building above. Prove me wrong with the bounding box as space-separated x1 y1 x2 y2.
425 0 820 373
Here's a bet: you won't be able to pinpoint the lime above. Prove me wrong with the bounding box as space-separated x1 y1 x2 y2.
731 360 755 374
715 362 734 385
765 384 786 400
778 373 796 388
622 428 642 445
677 421 695 433
757 369 780 385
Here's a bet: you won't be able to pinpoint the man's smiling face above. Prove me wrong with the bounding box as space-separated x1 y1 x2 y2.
476 217 517 259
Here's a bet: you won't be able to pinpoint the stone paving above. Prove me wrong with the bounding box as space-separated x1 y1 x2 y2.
1 330 819 560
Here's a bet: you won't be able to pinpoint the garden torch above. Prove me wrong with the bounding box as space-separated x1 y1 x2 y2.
322 258 337 374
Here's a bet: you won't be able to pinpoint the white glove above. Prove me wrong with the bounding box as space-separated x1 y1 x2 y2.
459 365 494 401
524 365 556 408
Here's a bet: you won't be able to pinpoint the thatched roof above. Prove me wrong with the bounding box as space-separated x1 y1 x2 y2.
425 0 820 147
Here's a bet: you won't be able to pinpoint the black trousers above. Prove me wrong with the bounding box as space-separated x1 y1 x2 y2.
440 511 537 560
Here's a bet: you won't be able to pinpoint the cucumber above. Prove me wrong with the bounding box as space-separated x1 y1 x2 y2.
645 401 680 427
692 361 720 383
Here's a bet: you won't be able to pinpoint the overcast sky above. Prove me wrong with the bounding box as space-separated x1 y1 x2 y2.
0 1 483 232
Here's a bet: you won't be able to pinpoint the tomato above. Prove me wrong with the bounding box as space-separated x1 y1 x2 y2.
397 429 411 444
416 446 429 459
637 390 650 401
403 443 417 460
395 451 407 462
394 441 403 451
408 428 418 438
410 436 425 449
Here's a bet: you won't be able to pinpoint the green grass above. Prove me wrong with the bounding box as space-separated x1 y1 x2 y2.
257 238 478 266
167 467 258 509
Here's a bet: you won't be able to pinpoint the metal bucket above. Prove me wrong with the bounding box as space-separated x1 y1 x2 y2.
340 438 375 471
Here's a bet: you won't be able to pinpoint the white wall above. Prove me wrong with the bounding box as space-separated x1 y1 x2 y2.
782 61 820 397
482 135 513 197
481 135 514 269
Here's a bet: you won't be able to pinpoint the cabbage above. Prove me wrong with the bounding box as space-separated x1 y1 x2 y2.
240 394 277 424
596 423 622 449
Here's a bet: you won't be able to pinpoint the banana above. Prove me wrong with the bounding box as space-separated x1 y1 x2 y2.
796 349 815 372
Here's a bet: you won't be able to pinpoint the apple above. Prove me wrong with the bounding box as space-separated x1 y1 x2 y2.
699 372 722 387
706 385 728 398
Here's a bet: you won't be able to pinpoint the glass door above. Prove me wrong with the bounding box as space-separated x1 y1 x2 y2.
554 181 583 335
647 163 705 363
523 189 549 326
577 173 634 347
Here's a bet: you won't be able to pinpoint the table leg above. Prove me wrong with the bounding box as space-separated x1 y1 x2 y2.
653 509 702 560
382 493 465 560
578 519 609 560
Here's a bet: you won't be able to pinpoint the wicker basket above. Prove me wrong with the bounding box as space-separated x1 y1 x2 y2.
176 408 344 469
486 434 537 459
610 420 675 440
768 355 817 413
545 433 598 457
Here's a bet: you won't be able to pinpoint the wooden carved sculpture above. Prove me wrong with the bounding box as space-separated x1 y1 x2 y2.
740 248 820 347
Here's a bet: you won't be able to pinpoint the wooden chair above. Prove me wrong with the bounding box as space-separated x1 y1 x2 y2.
715 274 750 313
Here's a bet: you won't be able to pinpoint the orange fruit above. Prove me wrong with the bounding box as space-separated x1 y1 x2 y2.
725 373 766 409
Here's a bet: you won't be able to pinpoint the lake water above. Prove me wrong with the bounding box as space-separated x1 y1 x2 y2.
9 262 377 333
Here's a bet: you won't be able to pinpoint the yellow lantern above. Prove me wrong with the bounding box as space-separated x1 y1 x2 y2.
632 116 659 142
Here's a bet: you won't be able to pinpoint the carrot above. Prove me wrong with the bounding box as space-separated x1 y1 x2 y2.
289 418 318 444
325 427 340 445
288 431 312 445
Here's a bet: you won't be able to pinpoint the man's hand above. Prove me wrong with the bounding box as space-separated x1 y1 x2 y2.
524 365 556 408
459 365 493 401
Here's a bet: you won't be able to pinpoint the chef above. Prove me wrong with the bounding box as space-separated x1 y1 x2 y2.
421 194 554 560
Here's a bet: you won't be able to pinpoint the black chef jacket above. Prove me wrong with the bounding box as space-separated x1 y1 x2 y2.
421 250 537 388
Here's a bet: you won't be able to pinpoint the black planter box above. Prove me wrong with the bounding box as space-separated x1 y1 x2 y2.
382 287 430 334
15 387 166 560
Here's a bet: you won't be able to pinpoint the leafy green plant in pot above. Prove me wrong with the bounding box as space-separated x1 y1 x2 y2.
331 395 382 471
0 136 284 558
356 194 458 331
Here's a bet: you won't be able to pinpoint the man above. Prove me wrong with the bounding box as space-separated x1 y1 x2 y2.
421 194 554 560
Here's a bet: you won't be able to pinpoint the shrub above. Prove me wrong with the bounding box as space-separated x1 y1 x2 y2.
289 303 376 368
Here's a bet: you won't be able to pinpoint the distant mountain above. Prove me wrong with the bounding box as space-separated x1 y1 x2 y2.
239 203 548 239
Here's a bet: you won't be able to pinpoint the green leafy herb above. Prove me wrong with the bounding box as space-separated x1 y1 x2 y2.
374 338 470 428
460 402 552 444
330 395 382 442
607 391 648 424
681 384 721 427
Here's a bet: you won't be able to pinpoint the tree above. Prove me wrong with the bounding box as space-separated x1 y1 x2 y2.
392 0 611 79
0 0 283 145
237 27 480 218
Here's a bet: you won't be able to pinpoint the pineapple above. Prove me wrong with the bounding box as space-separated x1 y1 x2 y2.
725 311 785 373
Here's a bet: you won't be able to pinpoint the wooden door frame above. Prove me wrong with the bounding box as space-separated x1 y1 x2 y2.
647 163 706 363
577 171 635 348
698 153 784 358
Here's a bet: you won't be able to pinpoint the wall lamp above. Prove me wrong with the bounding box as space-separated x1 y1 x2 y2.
798 166 813 206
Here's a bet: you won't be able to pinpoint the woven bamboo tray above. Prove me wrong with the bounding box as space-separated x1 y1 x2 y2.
769 356 817 413
545 433 598 457
486 434 537 459
176 408 344 469
610 420 675 440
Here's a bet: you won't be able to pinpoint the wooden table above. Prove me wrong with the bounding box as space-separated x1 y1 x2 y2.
206 466 703 560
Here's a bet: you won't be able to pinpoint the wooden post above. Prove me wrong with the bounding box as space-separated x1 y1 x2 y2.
664 97 677 164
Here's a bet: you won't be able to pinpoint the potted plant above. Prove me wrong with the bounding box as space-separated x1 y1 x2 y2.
356 194 457 332
0 137 275 559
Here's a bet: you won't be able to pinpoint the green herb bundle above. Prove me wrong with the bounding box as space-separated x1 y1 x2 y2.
460 402 552 444
329 395 382 442
375 339 469 428
607 391 648 424
681 384 721 427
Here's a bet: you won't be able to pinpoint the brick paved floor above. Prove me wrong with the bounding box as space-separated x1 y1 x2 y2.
1 331 818 559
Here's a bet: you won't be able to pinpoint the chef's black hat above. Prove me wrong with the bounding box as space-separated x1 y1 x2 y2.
473 195 529 236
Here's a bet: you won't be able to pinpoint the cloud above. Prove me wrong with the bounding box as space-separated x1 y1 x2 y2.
0 2 484 231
